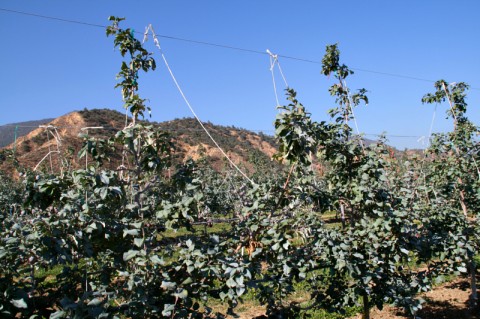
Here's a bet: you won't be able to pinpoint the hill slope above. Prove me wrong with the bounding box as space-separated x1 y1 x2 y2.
0 109 279 176
0 118 55 148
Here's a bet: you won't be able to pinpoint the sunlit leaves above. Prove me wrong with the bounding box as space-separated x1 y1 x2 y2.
107 17 156 122
274 88 317 165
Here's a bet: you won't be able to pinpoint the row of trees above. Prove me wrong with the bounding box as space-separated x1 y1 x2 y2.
0 17 478 318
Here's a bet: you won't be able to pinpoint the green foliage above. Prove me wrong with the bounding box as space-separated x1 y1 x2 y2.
321 43 353 80
274 88 317 166
106 16 156 122
421 79 479 306
0 171 21 213
422 80 469 120
1 18 479 319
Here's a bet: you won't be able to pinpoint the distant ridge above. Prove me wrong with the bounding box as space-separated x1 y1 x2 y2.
0 119 55 148
0 109 280 176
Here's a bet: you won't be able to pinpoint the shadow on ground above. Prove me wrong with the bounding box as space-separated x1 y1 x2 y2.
416 299 479 319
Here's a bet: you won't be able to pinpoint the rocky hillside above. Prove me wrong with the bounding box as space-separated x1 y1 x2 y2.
0 118 55 148
0 109 279 176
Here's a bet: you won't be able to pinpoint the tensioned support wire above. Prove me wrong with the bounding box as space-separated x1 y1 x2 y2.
143 25 256 186
267 50 321 175
33 125 62 173
1 8 480 91
333 75 365 151
13 125 18 155
267 49 289 107
441 84 480 180
426 104 437 147
3 124 433 140
267 47 365 151
340 78 362 136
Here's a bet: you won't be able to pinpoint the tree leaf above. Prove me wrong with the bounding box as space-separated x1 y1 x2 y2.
134 238 144 247
150 255 164 265
50 311 67 319
174 289 188 299
123 229 139 237
457 266 467 273
123 250 138 261
161 281 176 290
87 298 102 306
11 298 28 309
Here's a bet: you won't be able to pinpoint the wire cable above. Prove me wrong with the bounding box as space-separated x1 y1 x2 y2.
145 24 256 186
427 104 437 146
0 8 106 28
1 7 479 91
267 50 281 107
1 123 447 139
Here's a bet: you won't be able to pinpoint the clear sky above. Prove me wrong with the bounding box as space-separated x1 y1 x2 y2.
1 1 479 149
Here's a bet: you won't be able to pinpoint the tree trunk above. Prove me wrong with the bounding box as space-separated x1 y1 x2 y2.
362 294 370 319
470 257 477 307
458 188 468 217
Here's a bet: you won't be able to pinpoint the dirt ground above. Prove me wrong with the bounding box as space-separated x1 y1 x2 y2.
349 276 479 319
227 275 479 319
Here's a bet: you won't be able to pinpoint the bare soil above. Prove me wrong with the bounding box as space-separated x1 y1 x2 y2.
222 276 479 319
349 276 479 319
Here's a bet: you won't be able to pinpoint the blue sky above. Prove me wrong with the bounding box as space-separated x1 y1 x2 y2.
1 1 479 149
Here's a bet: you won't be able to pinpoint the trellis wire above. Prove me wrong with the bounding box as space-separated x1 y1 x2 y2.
143 24 256 186
267 49 289 109
33 125 62 173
